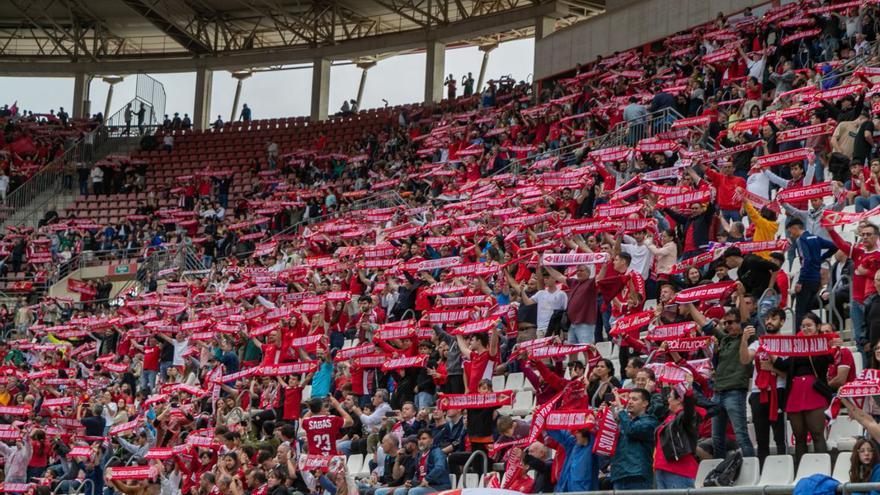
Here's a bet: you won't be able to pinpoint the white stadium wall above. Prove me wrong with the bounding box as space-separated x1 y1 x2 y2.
534 0 781 80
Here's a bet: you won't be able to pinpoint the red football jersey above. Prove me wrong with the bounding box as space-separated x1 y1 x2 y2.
301 415 344 455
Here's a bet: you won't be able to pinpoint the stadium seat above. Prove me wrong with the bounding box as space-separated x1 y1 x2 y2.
509 390 534 417
794 453 832 483
759 455 794 485
832 451 851 483
828 416 863 451
694 459 722 488
346 454 363 476
595 341 613 359
491 375 506 392
458 473 481 489
736 457 761 486
505 372 524 391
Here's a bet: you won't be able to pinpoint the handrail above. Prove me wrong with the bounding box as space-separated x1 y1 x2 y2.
461 450 488 488
0 124 107 228
819 40 879 88
104 97 158 137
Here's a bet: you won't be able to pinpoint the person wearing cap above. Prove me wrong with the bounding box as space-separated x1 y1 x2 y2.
787 217 838 325
373 435 418 495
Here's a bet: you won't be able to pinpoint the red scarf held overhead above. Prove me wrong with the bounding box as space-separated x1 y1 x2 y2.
754 347 778 421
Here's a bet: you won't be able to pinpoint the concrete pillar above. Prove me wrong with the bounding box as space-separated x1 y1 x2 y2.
533 17 557 103
230 71 251 121
72 72 91 119
424 41 445 104
355 61 376 111
193 67 213 131
535 16 557 40
311 57 331 122
101 75 124 123
477 44 497 96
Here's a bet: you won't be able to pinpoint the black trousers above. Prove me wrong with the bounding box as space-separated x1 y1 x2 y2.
795 280 821 328
749 388 788 464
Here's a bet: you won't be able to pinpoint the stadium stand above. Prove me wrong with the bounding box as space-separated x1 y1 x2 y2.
3 1 880 494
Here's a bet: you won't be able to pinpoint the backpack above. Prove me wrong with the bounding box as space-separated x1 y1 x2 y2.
703 451 743 487
793 474 840 495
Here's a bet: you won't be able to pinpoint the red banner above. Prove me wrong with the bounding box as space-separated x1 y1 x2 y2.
646 322 697 341
666 337 712 353
759 335 834 356
838 379 880 398
450 318 498 336
775 182 833 204
609 311 654 338
544 410 595 430
592 407 619 456
381 355 428 372
754 148 812 169
259 362 320 376
436 390 515 410
781 28 822 45
674 281 737 304
105 466 157 481
777 121 837 143
541 252 609 265
658 189 712 208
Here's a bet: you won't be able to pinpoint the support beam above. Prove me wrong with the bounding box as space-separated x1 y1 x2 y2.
102 75 124 123
355 61 376 111
476 44 497 96
424 41 445 105
72 72 90 119
534 16 557 40
193 67 213 130
311 57 331 122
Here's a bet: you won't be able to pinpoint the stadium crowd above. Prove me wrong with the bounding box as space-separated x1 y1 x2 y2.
5 1 880 495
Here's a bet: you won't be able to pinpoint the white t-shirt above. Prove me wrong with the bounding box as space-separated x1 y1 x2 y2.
748 340 785 393
620 240 653 280
171 337 190 366
746 57 766 82
532 288 568 334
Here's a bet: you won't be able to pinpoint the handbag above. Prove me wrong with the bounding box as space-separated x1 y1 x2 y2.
809 356 835 402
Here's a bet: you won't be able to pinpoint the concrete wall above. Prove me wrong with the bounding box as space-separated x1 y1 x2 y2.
534 0 771 80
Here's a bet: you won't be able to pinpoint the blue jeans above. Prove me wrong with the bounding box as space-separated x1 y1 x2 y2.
852 300 867 362
140 369 157 392
721 209 742 222
613 477 652 490
856 194 880 212
655 470 694 489
415 391 435 410
337 439 352 456
568 323 596 344
712 389 755 458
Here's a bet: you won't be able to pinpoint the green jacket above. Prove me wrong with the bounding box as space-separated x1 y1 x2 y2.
703 321 753 391
610 411 659 483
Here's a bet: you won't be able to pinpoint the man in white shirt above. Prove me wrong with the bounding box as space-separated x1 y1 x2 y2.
523 267 568 338
90 164 104 195
615 230 653 280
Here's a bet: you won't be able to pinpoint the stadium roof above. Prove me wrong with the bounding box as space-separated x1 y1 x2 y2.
0 0 604 73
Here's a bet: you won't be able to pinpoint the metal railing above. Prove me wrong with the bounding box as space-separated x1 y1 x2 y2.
0 126 107 228
461 450 488 488
135 73 166 127
489 107 685 179
104 97 157 137
819 39 879 88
